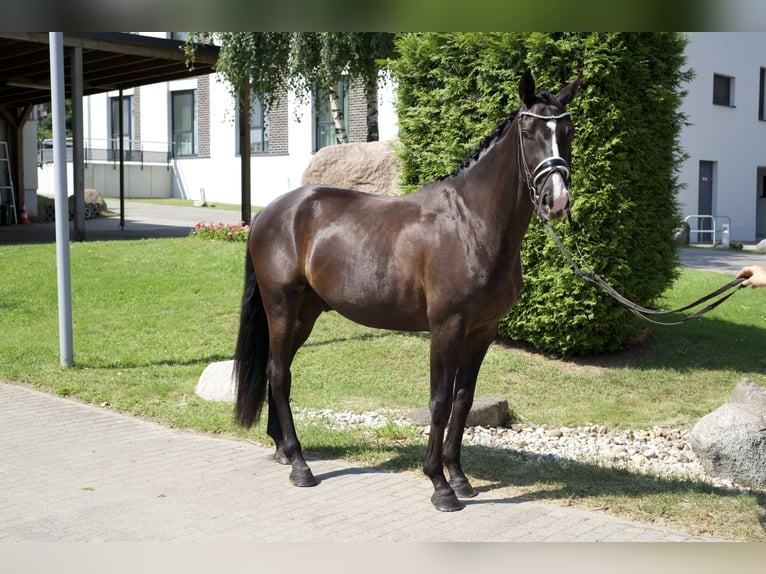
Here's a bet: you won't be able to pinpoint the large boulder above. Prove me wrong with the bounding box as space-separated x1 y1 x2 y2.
301 140 402 197
689 379 766 487
196 360 236 402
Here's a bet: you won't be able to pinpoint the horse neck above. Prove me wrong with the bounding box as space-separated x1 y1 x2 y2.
455 122 535 252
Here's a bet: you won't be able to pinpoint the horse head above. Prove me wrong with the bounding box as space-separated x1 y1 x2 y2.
517 70 581 221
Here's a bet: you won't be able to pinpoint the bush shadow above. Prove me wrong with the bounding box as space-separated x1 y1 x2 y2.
496 314 766 375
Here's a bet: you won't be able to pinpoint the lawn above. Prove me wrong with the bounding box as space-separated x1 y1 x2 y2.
0 236 764 540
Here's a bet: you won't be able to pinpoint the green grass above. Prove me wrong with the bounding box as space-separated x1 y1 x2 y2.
1 238 764 540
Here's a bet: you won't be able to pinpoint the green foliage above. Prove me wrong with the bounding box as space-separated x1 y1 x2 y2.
185 32 293 109
392 33 689 356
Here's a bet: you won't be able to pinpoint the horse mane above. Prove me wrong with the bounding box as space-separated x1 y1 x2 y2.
440 109 520 180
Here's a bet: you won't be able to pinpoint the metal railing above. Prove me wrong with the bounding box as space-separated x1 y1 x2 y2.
39 138 172 168
684 214 732 246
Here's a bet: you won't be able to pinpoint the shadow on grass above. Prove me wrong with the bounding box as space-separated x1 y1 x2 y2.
72 353 234 370
496 314 766 374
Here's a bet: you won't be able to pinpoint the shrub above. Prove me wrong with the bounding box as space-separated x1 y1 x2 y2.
392 33 689 355
189 221 250 242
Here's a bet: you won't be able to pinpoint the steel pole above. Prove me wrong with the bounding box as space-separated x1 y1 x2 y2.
50 32 73 367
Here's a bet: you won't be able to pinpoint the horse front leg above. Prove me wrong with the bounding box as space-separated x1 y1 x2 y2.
443 325 496 499
424 319 465 512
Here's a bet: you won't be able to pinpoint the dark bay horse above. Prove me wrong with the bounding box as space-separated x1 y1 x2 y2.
234 71 580 511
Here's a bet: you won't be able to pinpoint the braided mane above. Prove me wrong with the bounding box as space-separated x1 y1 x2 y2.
440 109 519 180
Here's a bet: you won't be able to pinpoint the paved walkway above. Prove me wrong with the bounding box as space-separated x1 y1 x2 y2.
0 382 721 542
2 202 757 542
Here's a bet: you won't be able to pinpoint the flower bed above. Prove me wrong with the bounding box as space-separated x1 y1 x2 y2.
190 221 250 242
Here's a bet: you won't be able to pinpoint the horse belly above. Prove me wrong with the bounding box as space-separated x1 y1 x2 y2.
307 243 429 332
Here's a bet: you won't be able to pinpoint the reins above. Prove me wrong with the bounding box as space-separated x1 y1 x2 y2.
540 215 745 326
517 110 745 326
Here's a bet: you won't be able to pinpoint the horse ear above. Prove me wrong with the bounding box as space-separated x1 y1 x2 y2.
519 70 536 108
557 75 582 107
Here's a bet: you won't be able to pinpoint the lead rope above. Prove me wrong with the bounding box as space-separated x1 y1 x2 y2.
541 213 745 326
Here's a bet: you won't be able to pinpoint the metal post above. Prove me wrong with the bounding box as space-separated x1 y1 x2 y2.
119 88 125 230
71 46 85 241
50 32 73 367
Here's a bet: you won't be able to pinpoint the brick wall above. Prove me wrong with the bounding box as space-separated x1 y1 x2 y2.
348 79 368 143
197 75 210 157
267 88 289 154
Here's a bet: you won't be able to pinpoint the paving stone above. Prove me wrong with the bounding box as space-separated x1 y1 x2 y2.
0 382 723 542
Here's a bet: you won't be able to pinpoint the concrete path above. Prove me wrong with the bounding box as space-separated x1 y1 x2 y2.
0 382 721 542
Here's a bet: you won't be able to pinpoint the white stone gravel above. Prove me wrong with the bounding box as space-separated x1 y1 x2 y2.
293 406 751 492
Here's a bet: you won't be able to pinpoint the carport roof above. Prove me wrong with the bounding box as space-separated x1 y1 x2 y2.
0 32 219 109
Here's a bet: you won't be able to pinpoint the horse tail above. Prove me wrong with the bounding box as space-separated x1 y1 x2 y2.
234 226 269 429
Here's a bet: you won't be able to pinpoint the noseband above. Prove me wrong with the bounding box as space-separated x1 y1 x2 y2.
517 111 572 211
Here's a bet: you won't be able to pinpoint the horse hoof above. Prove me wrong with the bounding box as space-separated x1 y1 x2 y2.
431 492 465 512
289 468 317 487
274 447 290 465
449 479 479 499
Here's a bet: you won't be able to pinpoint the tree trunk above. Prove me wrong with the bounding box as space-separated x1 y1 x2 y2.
328 83 348 144
365 74 379 142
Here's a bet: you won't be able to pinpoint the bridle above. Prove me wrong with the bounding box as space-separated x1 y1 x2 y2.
517 110 572 211
516 109 744 326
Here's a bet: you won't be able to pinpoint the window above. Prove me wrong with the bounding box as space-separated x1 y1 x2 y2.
172 90 196 157
713 73 734 107
313 78 350 151
759 68 766 121
109 95 132 159
237 93 269 154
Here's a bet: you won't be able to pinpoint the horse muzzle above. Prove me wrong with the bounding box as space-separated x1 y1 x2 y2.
533 157 571 221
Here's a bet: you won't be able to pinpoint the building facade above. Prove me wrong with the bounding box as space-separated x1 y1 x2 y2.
677 32 766 243
36 32 398 210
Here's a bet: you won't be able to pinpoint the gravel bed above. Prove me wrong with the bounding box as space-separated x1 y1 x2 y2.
294 406 750 492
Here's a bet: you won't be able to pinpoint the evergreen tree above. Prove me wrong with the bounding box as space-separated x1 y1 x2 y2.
393 32 690 355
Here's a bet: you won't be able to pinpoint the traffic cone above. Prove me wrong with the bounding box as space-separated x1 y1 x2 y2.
19 201 30 224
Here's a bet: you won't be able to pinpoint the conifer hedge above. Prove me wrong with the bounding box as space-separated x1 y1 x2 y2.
392 33 690 355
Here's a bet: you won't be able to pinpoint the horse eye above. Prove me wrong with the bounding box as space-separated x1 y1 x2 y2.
521 131 532 140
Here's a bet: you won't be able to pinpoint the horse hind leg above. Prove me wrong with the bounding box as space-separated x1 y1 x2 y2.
265 290 324 485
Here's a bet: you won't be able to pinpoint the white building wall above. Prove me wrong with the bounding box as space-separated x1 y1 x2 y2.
66 62 399 212
678 32 766 242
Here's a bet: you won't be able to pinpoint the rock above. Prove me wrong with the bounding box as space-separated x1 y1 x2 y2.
195 360 236 402
689 379 766 487
672 223 690 247
301 140 402 197
83 188 107 219
729 378 766 412
407 397 509 428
